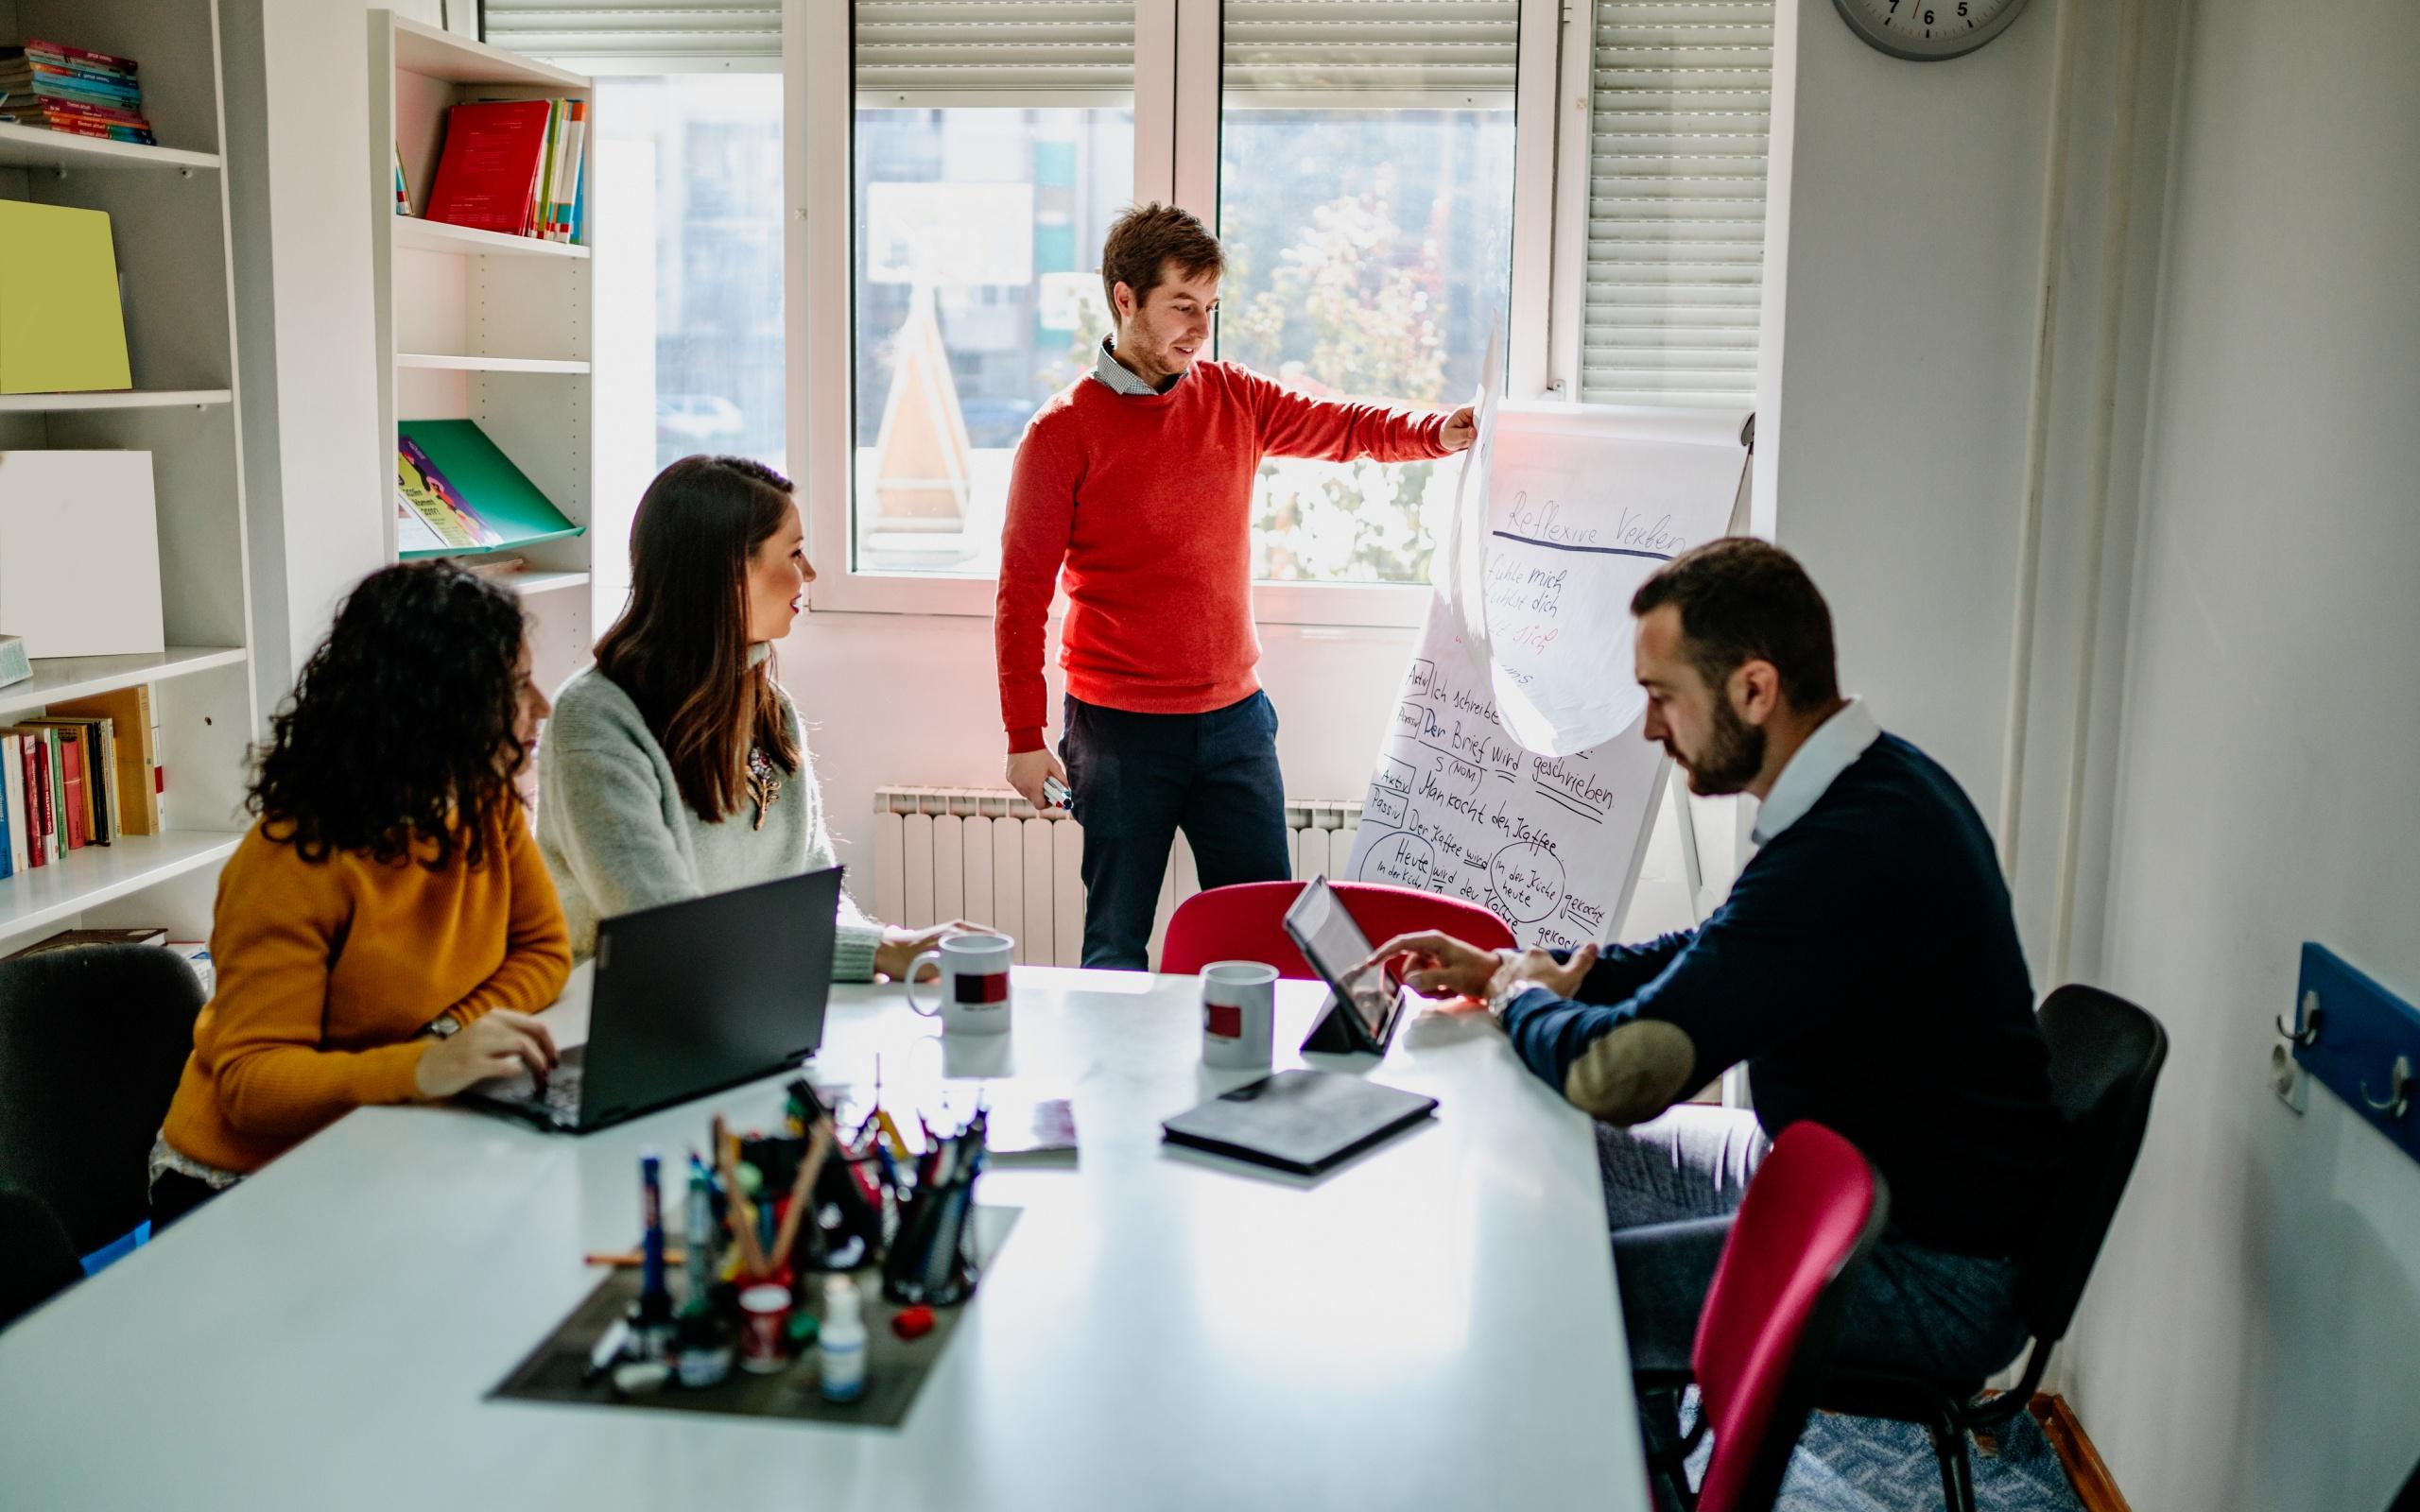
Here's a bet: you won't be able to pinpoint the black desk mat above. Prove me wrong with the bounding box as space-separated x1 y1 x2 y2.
490 1206 1018 1429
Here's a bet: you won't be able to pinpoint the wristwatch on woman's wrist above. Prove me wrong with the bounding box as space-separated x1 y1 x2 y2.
420 1013 460 1040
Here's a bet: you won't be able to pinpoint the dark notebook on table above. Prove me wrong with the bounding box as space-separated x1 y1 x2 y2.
1161 1069 1437 1176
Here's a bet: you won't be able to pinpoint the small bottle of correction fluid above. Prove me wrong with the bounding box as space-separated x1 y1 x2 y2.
818 1275 868 1402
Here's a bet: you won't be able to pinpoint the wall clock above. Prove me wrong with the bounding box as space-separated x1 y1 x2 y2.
1830 0 2034 60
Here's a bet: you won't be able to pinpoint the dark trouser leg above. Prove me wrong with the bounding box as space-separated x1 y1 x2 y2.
1179 692 1293 892
1062 695 1192 971
1599 1107 1771 1376
147 1170 226 1232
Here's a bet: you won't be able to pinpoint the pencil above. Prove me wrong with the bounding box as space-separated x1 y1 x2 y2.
768 1123 835 1272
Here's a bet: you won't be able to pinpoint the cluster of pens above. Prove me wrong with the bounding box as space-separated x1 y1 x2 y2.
586 1080 856 1398
583 1078 992 1401
876 1102 991 1309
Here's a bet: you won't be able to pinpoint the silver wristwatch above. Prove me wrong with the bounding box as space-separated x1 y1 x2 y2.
421 1013 461 1040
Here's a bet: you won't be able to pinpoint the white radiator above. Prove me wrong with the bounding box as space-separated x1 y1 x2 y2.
871 787 1363 968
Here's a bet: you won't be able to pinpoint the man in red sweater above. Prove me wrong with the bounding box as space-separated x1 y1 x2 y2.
995 203 1475 968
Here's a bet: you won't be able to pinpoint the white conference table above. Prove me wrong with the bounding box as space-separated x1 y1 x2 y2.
0 967 1647 1511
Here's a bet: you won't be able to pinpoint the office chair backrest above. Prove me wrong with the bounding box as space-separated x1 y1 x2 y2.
1691 1122 1890 1512
0 1185 83 1331
2020 985 2169 1343
1158 880 1515 978
0 944 207 1254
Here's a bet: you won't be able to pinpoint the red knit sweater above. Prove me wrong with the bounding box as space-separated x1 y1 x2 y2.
994 361 1452 751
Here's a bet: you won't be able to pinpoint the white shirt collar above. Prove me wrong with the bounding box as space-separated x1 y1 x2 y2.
1748 697 1880 846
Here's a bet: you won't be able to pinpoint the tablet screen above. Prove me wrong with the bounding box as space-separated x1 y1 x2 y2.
1285 879 1397 1042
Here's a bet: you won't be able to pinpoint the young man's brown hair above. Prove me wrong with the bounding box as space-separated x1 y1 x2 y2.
1631 537 1842 710
1098 201 1225 315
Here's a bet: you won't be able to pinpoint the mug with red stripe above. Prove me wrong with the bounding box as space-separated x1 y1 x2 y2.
1200 960 1278 1070
906 931 1015 1036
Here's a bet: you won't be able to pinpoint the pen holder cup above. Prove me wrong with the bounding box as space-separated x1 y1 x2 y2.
879 1164 982 1309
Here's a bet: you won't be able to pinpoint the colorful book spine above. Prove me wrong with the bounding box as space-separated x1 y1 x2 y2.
15 40 142 75
1 734 20 877
56 730 85 851
547 100 587 242
0 735 11 880
11 734 35 870
30 731 55 863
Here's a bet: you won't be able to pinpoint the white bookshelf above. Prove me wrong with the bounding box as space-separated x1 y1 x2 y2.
0 0 260 950
0 389 232 413
372 12 600 702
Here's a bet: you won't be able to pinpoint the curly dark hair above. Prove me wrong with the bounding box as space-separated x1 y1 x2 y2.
250 559 531 869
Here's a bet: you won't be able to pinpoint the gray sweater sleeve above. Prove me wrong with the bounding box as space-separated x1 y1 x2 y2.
544 741 706 922
785 703 883 983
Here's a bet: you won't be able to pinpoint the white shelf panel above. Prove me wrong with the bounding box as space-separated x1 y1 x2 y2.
392 18 592 90
395 353 590 374
0 389 232 414
393 215 589 261
0 125 220 174
0 647 249 718
500 571 591 596
0 832 243 941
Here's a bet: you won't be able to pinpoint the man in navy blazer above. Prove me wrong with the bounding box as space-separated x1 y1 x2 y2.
1363 538 2059 1389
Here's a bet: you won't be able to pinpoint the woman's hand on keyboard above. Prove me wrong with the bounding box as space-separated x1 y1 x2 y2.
414 1010 560 1098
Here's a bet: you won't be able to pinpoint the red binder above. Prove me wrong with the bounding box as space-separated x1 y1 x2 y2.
422 99 552 235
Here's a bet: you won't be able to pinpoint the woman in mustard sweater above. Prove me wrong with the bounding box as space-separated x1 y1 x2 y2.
150 561 572 1228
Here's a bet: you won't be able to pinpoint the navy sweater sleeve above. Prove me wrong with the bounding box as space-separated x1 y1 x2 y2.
1502 834 1858 1100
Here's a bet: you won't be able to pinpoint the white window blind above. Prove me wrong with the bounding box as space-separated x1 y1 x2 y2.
1579 0 1773 406
1222 0 1519 107
854 2 1135 103
483 2 783 62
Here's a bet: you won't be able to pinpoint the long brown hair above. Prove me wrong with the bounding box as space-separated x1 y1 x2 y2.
593 455 802 821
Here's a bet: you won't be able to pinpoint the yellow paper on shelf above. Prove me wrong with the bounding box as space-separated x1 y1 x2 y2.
0 200 132 394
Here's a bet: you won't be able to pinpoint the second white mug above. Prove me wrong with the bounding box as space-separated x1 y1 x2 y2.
1201 960 1278 1070
906 931 1015 1036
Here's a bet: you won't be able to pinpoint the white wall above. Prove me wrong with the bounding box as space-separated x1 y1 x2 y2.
1760 3 2061 817
2066 1 2420 1505
224 0 440 707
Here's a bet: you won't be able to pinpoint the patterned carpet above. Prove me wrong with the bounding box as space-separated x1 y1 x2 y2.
1680 1393 2088 1511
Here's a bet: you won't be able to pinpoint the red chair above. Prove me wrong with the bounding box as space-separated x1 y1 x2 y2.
1158 880 1515 977
1653 1122 1891 1512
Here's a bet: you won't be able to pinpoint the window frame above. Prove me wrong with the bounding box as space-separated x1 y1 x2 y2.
791 0 1580 623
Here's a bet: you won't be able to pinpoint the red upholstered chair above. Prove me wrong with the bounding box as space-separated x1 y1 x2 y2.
1656 1122 1891 1512
1157 880 1515 977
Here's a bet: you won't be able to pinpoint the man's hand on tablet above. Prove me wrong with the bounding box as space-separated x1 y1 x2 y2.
1356 931 1504 1003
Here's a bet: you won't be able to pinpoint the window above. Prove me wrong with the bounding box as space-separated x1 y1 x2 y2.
1574 1 1774 405
1217 2 1518 586
508 3 1777 610
847 4 1136 577
595 76 788 476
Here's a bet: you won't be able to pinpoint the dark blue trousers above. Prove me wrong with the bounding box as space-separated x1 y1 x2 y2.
1059 691 1292 970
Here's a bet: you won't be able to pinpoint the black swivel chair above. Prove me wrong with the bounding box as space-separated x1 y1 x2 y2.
0 1185 82 1330
0 943 207 1257
1821 984 2169 1512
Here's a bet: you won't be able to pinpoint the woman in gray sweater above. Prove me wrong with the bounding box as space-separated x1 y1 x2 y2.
536 455 972 978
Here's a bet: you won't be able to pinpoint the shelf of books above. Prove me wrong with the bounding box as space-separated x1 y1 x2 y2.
0 0 260 953
373 11 599 703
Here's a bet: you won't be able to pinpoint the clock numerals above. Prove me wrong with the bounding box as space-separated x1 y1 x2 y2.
1837 0 2030 58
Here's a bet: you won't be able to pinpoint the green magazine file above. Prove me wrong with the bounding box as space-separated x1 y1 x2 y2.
396 419 584 558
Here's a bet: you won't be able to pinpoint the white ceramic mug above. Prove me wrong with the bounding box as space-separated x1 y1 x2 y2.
1200 960 1279 1070
906 931 1015 1036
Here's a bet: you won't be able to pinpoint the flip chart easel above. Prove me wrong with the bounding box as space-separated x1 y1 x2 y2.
1345 402 1751 950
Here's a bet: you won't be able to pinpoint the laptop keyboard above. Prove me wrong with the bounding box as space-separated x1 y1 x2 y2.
482 1055 584 1124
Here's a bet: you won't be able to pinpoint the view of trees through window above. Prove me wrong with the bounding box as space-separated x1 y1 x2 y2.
1219 110 1514 584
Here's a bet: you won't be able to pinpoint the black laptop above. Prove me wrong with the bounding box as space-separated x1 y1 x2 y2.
460 867 843 1134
